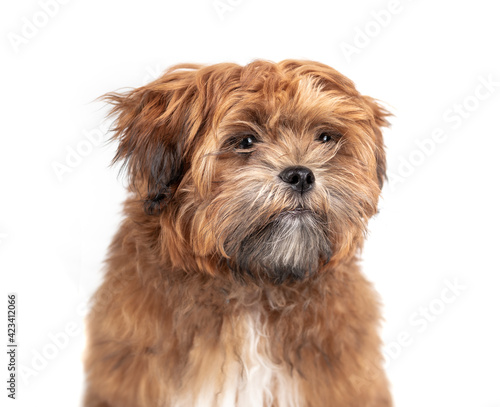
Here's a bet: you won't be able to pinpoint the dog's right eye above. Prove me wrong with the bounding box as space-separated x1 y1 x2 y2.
237 135 257 150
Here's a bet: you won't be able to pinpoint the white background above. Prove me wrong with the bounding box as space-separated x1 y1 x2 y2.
1 0 500 406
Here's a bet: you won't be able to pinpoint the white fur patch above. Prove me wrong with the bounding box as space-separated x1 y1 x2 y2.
173 313 302 407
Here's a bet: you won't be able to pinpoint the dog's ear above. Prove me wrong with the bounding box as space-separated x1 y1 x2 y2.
361 96 390 189
103 67 204 215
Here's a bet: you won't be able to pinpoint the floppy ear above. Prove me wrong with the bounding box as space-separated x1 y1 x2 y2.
103 66 204 215
361 96 391 189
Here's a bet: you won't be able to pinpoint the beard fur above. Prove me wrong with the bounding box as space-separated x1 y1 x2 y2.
226 211 332 284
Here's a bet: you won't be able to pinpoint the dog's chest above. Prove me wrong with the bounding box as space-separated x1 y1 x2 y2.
172 313 301 407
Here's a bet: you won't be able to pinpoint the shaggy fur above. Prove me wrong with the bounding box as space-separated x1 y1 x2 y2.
84 60 392 407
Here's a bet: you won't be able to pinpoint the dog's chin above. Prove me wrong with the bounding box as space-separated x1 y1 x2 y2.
228 210 332 285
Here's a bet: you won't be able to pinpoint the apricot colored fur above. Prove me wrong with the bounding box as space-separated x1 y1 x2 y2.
84 60 392 407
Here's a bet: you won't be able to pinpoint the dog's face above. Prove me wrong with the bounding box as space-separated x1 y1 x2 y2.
106 60 388 284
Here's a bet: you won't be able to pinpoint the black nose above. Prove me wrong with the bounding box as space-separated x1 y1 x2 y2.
279 166 315 193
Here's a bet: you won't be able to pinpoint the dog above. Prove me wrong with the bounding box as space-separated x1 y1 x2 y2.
83 60 392 407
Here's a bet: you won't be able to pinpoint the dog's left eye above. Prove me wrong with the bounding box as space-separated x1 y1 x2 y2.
318 132 342 143
237 135 257 150
319 133 332 143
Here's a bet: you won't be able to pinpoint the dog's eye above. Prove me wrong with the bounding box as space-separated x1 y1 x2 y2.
318 132 342 143
319 133 331 143
237 135 257 150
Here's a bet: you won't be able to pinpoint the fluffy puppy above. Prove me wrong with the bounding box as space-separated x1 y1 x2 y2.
84 60 392 407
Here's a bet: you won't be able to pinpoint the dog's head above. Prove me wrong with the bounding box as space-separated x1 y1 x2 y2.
105 60 389 284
